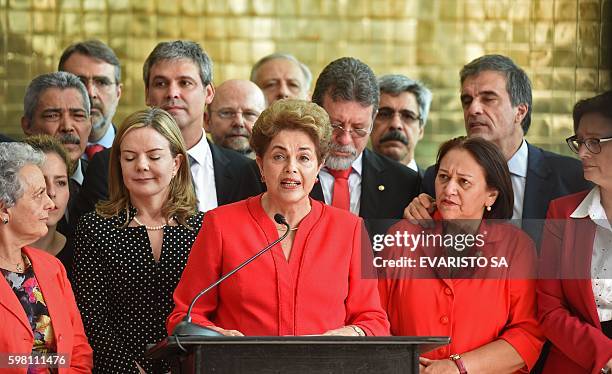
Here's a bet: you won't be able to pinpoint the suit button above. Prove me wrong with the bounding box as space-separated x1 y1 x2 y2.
444 288 452 295
440 315 449 324
58 334 63 341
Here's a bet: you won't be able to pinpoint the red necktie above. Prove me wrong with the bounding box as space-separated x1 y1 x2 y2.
329 168 352 210
85 144 105 159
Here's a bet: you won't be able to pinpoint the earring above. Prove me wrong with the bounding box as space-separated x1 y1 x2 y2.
486 205 491 212
2 217 8 224
260 175 265 183
315 177 319 183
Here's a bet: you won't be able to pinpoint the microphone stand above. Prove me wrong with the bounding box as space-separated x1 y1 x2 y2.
171 214 291 339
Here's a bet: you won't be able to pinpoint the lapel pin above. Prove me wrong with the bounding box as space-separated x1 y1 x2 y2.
378 185 385 191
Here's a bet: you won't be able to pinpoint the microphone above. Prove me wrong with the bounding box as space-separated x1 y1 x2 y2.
171 213 291 338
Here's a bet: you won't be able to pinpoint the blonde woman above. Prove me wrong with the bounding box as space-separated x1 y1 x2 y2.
73 108 202 373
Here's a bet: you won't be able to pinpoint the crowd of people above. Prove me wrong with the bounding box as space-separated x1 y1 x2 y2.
0 37 610 374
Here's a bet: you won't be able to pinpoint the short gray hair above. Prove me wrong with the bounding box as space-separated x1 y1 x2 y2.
23 71 91 123
250 53 313 91
59 39 122 83
312 57 379 118
460 54 532 134
143 40 213 87
0 142 45 208
378 74 433 127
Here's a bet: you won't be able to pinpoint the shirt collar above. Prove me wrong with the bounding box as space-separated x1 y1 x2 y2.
406 158 418 172
187 130 212 166
507 139 528 178
71 158 84 185
90 124 115 149
571 186 608 220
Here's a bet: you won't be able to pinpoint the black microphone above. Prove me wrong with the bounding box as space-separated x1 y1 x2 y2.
172 213 291 338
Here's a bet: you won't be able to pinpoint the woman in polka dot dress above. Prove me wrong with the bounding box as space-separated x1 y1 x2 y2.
73 108 203 373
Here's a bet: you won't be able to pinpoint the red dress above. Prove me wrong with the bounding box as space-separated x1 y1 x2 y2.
167 195 390 336
378 217 543 372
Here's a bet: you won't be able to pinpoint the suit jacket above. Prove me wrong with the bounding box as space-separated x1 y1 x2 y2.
310 149 421 220
0 133 13 142
0 246 92 373
71 140 263 224
421 142 590 247
537 190 612 374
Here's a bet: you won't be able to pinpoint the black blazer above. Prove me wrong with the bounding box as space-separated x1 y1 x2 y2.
420 142 591 247
0 133 13 142
310 148 421 220
71 140 263 225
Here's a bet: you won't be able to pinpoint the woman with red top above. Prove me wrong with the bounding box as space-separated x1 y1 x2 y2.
379 136 543 373
538 91 612 373
167 99 390 337
0 142 92 373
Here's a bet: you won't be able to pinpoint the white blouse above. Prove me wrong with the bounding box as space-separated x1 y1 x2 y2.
570 186 612 322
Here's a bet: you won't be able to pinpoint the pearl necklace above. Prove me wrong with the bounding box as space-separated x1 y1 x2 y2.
133 216 172 231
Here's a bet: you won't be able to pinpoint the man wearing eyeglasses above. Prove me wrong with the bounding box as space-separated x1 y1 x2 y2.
405 54 590 248
310 57 420 220
204 79 266 159
370 75 432 175
59 40 122 160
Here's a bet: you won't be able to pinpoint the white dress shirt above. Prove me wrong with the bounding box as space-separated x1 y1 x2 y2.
319 152 363 215
570 186 612 322
187 130 218 212
507 139 528 221
406 158 418 173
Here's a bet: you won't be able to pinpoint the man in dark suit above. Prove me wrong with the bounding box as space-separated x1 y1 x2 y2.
370 74 432 176
73 41 262 222
309 57 420 221
405 54 590 248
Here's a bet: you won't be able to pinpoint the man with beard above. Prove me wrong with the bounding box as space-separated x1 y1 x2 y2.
310 57 421 220
59 40 121 160
251 53 312 105
21 71 92 233
74 41 262 220
204 79 266 159
370 74 432 175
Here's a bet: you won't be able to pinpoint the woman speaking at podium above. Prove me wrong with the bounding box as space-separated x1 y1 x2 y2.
168 99 389 337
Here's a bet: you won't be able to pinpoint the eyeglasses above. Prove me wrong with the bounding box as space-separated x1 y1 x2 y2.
330 123 371 138
77 76 117 91
212 109 260 123
376 108 421 124
566 135 612 154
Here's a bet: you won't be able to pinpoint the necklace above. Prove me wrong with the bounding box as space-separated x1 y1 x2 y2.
133 216 172 231
0 253 25 272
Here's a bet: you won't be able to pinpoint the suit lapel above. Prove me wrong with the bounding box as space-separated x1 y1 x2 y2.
523 143 552 220
310 181 324 202
359 149 385 218
209 141 232 205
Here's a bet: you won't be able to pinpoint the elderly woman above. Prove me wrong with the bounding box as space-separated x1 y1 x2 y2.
0 142 92 373
538 91 612 373
73 108 203 373
378 136 543 373
167 99 389 336
23 135 74 274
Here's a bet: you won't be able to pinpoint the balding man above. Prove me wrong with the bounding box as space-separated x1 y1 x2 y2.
204 79 266 158
250 53 311 105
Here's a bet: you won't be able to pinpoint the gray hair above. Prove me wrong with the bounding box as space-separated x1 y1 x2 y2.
23 71 91 123
0 142 45 208
58 39 122 83
250 53 313 91
378 74 433 127
312 57 379 118
143 40 213 87
460 54 532 134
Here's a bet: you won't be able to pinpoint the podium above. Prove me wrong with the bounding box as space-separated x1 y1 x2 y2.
146 335 450 374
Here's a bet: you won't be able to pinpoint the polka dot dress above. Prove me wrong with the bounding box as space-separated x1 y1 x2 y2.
73 207 204 373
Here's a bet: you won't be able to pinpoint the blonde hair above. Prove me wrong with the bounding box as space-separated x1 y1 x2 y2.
250 99 331 163
96 108 197 227
23 134 73 175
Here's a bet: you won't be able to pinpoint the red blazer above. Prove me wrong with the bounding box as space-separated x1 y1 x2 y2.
537 190 612 373
0 246 92 373
167 195 390 336
379 217 544 372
